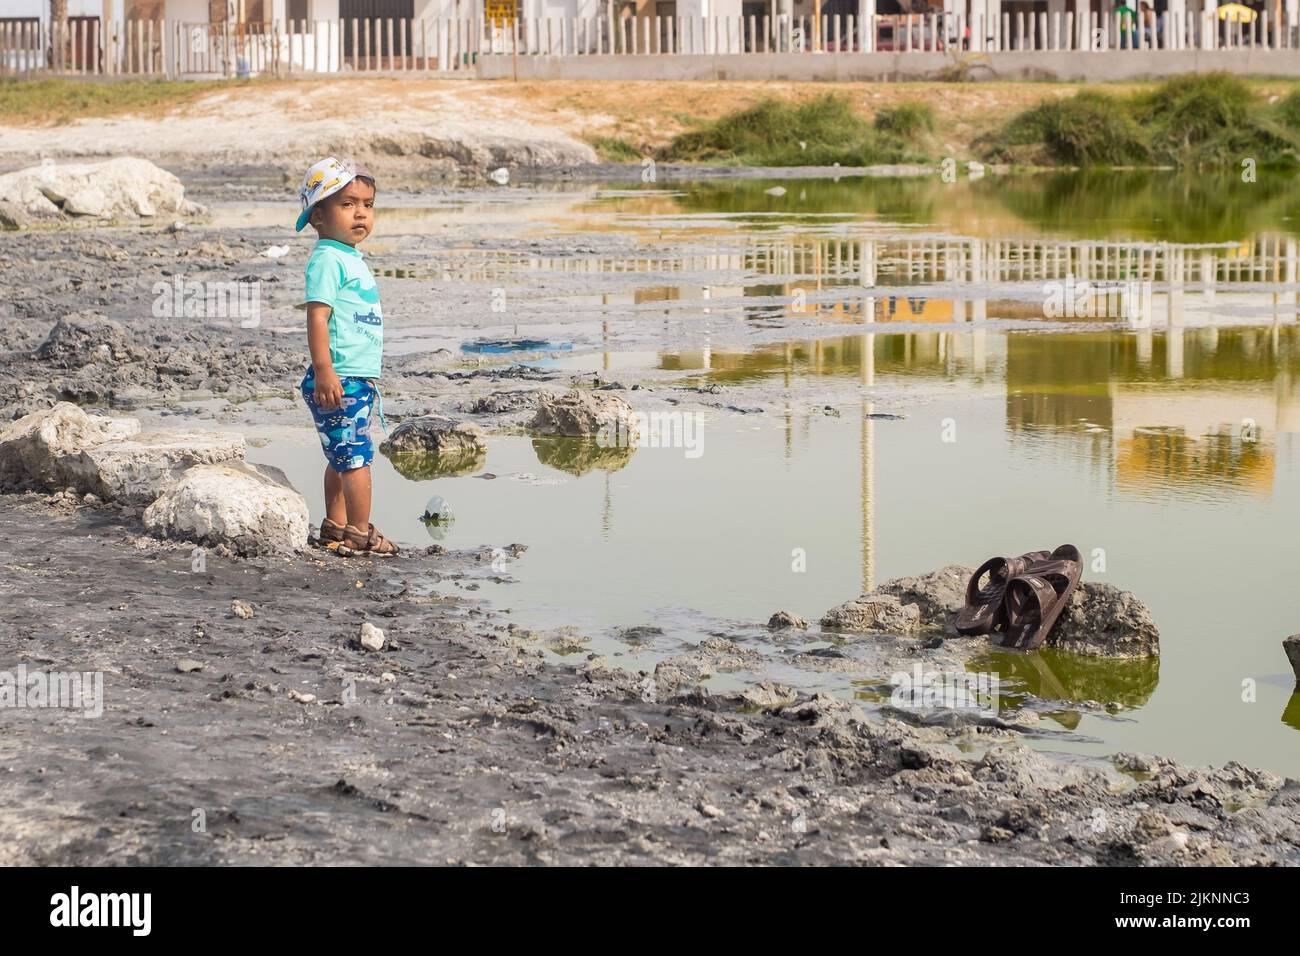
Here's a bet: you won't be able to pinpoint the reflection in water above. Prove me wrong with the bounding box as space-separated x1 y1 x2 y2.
1281 693 1300 731
531 436 635 476
680 325 1300 503
386 447 487 480
970 649 1160 711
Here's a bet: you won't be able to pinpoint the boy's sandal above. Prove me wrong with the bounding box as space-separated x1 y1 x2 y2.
309 517 347 551
339 523 400 557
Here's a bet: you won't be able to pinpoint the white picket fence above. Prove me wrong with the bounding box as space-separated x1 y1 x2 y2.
1 13 1296 78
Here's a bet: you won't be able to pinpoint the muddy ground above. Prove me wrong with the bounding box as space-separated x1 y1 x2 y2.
5 492 1299 866
2 180 1300 866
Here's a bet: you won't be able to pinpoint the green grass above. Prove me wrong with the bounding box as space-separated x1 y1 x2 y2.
0 77 263 126
660 94 929 167
873 101 936 138
979 74 1300 169
589 135 644 163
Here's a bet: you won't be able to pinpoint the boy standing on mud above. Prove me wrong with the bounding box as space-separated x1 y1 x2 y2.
295 156 398 556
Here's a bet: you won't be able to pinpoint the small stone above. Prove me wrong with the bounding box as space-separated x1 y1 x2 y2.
176 659 204 673
981 825 1015 843
698 802 723 819
360 622 385 652
288 689 316 704
381 672 396 683
1132 808 1173 842
231 599 254 619
767 611 809 630
739 681 797 709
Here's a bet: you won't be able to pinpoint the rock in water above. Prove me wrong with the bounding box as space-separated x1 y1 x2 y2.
0 157 205 222
875 565 969 629
1046 583 1160 658
360 622 385 652
818 565 1161 657
820 594 921 636
143 461 309 556
767 611 810 630
530 390 639 443
1285 635 1300 685
380 416 486 456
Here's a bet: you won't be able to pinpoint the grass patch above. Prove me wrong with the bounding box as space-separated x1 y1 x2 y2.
660 94 929 167
986 91 1149 166
589 135 645 163
873 101 936 138
0 77 259 126
980 74 1300 169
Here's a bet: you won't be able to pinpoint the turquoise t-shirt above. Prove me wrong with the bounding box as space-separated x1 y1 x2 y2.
301 238 384 379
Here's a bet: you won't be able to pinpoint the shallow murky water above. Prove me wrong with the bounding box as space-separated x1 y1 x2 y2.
228 171 1300 776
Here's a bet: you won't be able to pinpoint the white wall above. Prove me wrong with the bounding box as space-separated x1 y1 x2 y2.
7 0 114 20
168 0 212 23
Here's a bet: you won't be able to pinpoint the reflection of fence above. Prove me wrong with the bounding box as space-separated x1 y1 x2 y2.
1 13 1298 78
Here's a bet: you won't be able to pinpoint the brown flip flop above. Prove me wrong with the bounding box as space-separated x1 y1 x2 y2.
955 550 1051 636
999 545 1083 651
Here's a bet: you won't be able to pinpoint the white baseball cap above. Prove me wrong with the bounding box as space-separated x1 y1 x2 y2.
295 156 373 232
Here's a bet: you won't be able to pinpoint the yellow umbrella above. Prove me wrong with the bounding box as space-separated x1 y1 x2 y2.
1217 3 1258 21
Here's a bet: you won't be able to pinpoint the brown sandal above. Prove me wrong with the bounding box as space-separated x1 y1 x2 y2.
999 545 1083 651
339 523 400 557
955 550 1050 636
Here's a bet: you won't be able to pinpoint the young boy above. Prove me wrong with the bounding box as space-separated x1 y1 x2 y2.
295 156 398 556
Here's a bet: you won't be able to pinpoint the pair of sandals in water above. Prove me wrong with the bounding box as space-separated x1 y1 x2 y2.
955 545 1082 650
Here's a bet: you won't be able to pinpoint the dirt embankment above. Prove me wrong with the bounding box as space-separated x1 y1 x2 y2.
0 77 1132 176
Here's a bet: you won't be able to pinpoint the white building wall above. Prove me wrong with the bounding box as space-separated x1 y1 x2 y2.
7 0 115 20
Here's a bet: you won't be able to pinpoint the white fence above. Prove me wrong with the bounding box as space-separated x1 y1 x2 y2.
0 13 1296 78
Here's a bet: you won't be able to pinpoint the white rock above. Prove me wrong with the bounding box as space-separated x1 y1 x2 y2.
63 429 246 505
0 402 139 488
765 186 787 196
262 244 290 258
360 622 385 652
143 461 309 556
0 157 204 222
489 167 510 185
288 689 316 704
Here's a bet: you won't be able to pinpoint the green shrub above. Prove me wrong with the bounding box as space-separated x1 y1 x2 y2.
873 101 936 138
662 94 925 166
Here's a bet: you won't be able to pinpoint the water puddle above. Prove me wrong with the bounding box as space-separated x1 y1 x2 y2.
211 170 1300 775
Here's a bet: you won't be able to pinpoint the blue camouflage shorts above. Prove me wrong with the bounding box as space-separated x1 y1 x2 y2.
301 368 382 472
